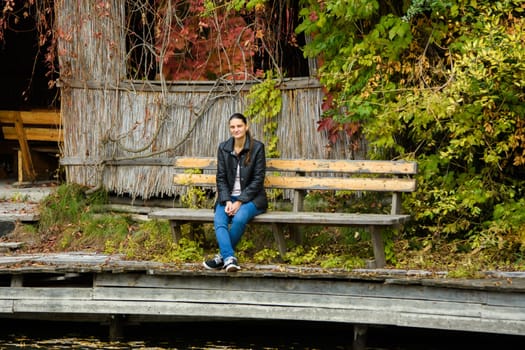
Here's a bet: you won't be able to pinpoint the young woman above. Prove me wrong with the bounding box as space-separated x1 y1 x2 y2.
203 113 268 272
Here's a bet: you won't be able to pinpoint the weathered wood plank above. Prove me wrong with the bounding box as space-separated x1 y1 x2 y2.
174 157 418 174
174 173 417 192
0 242 25 250
8 296 525 335
0 300 13 313
149 208 411 225
268 159 417 174
61 77 322 93
60 157 176 166
89 286 524 320
93 273 525 308
2 126 62 142
0 110 18 123
0 110 60 125
0 201 40 221
19 110 60 125
0 287 93 299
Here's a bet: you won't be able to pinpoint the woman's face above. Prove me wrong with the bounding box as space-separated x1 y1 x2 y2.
229 117 248 141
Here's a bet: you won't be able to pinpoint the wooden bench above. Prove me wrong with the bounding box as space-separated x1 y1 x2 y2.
149 157 418 268
0 109 62 182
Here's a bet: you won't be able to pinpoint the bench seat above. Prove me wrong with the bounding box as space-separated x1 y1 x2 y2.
150 208 411 226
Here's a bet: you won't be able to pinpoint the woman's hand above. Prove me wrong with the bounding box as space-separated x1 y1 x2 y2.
225 200 241 216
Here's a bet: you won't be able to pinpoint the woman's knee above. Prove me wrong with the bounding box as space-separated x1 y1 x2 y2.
231 211 250 226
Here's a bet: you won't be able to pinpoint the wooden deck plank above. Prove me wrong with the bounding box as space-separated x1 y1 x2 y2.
0 201 40 221
90 286 525 320
92 273 525 308
6 293 524 335
1 288 93 299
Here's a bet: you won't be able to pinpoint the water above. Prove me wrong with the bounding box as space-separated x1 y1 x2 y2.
0 319 522 349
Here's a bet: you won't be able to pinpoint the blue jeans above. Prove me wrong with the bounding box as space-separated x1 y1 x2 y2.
214 196 264 260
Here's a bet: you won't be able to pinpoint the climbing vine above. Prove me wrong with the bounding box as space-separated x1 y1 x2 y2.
245 69 282 158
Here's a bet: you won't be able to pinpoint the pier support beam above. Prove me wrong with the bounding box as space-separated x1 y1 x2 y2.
108 315 125 340
353 324 368 350
10 274 23 287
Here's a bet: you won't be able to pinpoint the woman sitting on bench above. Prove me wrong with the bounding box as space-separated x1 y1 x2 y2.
203 113 268 272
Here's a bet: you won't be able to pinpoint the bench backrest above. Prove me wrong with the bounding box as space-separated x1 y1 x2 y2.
173 157 417 214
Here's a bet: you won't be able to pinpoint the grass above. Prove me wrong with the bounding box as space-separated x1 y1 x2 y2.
3 183 525 276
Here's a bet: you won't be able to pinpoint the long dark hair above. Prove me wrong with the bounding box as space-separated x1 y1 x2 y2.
229 113 253 165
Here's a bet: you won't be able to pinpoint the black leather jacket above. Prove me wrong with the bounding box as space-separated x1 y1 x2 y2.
216 135 268 211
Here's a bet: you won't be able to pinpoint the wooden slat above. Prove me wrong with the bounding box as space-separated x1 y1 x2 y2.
174 173 417 192
1 126 16 139
174 157 418 175
268 159 417 174
174 157 216 169
0 110 60 126
2 126 62 142
267 175 416 192
149 208 411 226
19 110 60 126
60 157 175 166
0 110 18 123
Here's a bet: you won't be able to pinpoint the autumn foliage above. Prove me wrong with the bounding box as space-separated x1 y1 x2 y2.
156 0 257 80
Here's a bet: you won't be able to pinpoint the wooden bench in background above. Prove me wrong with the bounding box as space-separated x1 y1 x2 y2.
0 109 62 183
149 157 418 268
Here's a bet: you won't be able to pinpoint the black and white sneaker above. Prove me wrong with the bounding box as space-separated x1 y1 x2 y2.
203 255 224 270
224 256 241 272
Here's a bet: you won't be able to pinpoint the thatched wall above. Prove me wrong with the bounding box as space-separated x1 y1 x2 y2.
55 0 125 82
56 1 363 199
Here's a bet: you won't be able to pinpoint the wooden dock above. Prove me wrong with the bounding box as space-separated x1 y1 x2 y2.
0 252 524 344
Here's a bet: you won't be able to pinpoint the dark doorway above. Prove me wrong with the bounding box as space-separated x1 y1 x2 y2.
0 3 59 109
0 3 60 183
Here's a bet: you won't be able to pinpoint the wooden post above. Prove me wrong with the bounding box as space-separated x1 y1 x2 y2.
108 314 125 340
13 112 36 182
10 275 23 287
170 221 183 244
353 324 368 350
391 191 401 215
369 226 386 268
291 171 306 245
271 223 287 258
